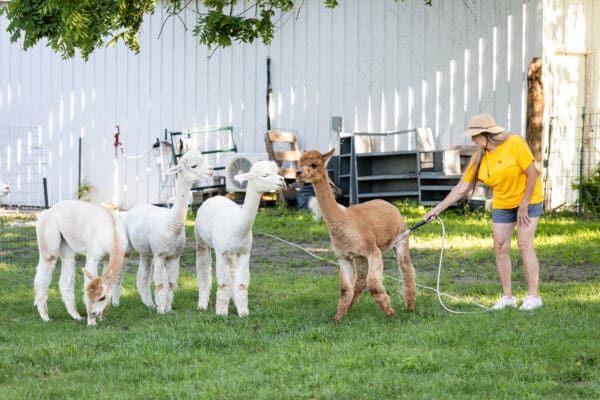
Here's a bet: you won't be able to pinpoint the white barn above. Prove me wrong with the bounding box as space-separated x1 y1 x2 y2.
0 0 598 210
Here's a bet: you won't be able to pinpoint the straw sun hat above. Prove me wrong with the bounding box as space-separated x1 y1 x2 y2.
463 114 505 137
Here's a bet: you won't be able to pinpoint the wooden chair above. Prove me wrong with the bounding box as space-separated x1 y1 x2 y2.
264 130 303 204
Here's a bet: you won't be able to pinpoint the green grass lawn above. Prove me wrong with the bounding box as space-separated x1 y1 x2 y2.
0 204 598 399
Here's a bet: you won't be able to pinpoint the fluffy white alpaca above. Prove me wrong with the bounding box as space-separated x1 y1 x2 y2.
195 160 284 316
116 150 213 313
0 182 9 197
308 196 345 222
34 200 128 326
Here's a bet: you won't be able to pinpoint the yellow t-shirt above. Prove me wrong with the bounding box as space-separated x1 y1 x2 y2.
463 135 544 209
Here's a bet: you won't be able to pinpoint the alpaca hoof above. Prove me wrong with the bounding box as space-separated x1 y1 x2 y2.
385 309 396 318
112 300 120 306
216 308 229 316
197 304 208 312
87 318 97 327
237 309 249 317
70 313 84 321
333 313 345 322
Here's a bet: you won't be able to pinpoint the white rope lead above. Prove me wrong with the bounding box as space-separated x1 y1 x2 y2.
258 215 492 314
430 216 491 314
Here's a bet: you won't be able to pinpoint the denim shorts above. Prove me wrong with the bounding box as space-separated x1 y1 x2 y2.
492 201 544 223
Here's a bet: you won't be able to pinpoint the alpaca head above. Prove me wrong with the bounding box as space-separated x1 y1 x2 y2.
0 182 9 197
165 150 213 185
83 269 112 318
234 160 284 193
298 148 335 184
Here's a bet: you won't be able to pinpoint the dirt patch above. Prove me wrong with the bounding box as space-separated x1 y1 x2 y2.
248 234 600 283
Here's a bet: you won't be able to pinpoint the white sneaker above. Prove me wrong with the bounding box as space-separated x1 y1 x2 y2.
519 295 543 311
491 296 517 310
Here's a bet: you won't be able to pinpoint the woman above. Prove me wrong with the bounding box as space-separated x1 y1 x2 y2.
423 114 544 310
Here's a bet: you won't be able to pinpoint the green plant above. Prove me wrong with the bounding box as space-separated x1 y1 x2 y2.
572 162 600 215
77 179 92 201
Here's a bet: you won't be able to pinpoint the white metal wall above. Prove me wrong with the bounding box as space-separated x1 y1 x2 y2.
0 0 546 208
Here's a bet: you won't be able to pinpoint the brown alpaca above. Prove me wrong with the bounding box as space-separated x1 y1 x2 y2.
299 148 417 321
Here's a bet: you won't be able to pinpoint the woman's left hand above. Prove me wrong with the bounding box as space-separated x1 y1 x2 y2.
517 204 530 227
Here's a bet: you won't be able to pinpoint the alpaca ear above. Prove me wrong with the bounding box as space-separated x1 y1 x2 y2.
323 148 335 161
234 171 252 183
100 269 113 282
82 268 95 280
164 164 182 176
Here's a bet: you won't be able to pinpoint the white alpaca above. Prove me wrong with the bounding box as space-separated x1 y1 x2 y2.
34 200 128 326
195 160 284 316
116 150 213 313
0 182 9 197
308 196 345 222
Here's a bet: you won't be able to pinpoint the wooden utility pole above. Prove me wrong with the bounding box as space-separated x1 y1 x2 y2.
526 57 544 169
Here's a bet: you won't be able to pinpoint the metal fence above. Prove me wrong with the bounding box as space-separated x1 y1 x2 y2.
546 111 600 215
0 126 47 264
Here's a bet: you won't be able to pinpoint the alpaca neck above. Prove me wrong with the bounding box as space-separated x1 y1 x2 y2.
237 186 262 234
312 177 344 227
169 178 192 235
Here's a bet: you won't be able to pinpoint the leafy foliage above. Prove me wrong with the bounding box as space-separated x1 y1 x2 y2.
1 0 430 60
572 162 600 216
2 0 155 60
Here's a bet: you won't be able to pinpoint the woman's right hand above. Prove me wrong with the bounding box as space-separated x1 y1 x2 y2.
423 208 440 222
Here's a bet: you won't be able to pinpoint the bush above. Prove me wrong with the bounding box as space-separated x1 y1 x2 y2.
572 163 600 215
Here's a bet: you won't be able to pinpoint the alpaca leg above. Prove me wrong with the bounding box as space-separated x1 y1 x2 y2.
215 253 233 316
395 236 416 311
33 255 56 321
196 241 212 311
233 252 250 317
165 257 180 312
349 257 368 307
82 256 101 326
58 244 84 320
136 254 155 308
366 251 395 317
33 212 61 322
153 256 169 314
111 262 125 306
333 258 356 321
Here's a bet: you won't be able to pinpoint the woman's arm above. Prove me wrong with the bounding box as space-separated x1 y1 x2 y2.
517 163 538 227
423 179 471 221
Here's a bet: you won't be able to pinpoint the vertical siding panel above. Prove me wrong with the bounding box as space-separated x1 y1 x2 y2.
371 0 385 133
229 40 245 153
382 1 396 133
328 4 345 148
409 1 425 137
395 1 411 148
508 0 524 134
316 2 332 149
343 1 358 131
435 0 453 148
356 0 371 131
292 5 307 138
494 0 509 128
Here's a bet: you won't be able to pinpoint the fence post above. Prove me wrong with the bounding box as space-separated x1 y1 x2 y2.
578 107 585 217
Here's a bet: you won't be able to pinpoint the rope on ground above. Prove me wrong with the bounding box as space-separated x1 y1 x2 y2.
257 215 492 314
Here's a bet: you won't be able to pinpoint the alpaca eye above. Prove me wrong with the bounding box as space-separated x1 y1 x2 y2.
190 165 197 169
98 296 106 302
310 164 317 169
